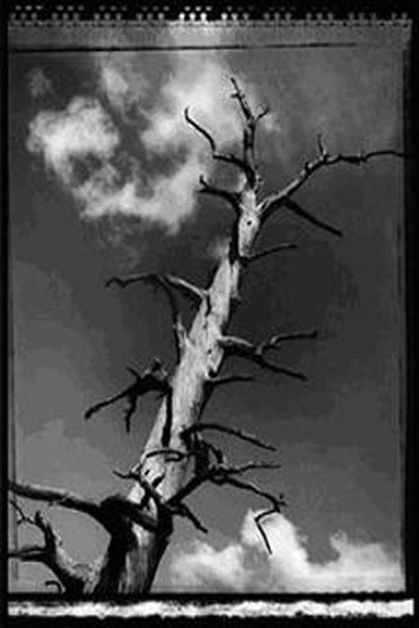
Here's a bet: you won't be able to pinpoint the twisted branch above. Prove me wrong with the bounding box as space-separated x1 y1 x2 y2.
282 197 343 237
114 468 207 534
9 480 105 526
260 137 404 224
184 107 255 185
84 357 170 434
8 479 157 535
8 499 92 593
168 458 284 552
198 175 242 216
107 272 207 360
107 272 207 306
244 243 298 264
230 77 269 187
254 507 280 554
230 77 255 123
257 330 318 354
182 422 277 452
206 373 254 387
220 335 308 381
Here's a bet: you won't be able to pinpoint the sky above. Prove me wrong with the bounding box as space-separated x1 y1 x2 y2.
8 35 405 593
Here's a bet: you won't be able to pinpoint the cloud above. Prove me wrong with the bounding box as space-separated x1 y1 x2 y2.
171 542 248 592
170 510 403 593
97 54 150 118
27 97 120 187
27 51 273 235
95 50 246 230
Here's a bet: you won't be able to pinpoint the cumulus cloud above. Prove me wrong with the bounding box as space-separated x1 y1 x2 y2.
27 97 120 187
97 54 150 118
27 51 272 234
170 510 403 593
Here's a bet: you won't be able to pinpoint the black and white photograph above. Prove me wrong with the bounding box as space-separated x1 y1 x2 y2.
5 1 417 621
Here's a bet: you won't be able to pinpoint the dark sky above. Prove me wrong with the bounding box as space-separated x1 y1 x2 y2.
8 41 405 592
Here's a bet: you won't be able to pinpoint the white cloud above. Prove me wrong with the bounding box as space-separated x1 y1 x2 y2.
95 51 246 231
141 55 243 152
27 97 120 187
27 53 277 235
170 510 404 593
97 54 150 117
171 541 248 592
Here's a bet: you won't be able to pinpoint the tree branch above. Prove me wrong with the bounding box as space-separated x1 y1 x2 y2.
184 107 256 186
84 357 170 434
168 456 285 553
282 197 343 237
182 422 277 452
8 501 92 593
184 107 217 152
8 479 158 537
172 502 208 533
230 77 270 188
230 77 255 123
257 330 318 354
220 335 308 381
260 139 404 223
107 272 207 306
9 480 105 525
219 461 282 475
254 507 279 554
114 468 207 534
207 373 255 387
143 448 193 463
198 175 242 215
256 105 271 122
106 272 207 361
244 243 298 264
98 493 159 533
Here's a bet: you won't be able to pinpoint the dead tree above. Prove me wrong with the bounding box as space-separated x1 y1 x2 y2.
8 79 403 596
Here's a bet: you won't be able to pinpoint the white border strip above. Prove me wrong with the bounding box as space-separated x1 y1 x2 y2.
8 599 415 618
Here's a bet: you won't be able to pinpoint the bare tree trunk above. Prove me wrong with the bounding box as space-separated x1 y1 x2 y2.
9 78 402 596
102 197 260 593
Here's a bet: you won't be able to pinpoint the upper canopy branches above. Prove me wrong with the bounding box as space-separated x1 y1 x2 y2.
230 76 269 187
184 77 271 212
184 107 256 191
260 135 404 228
